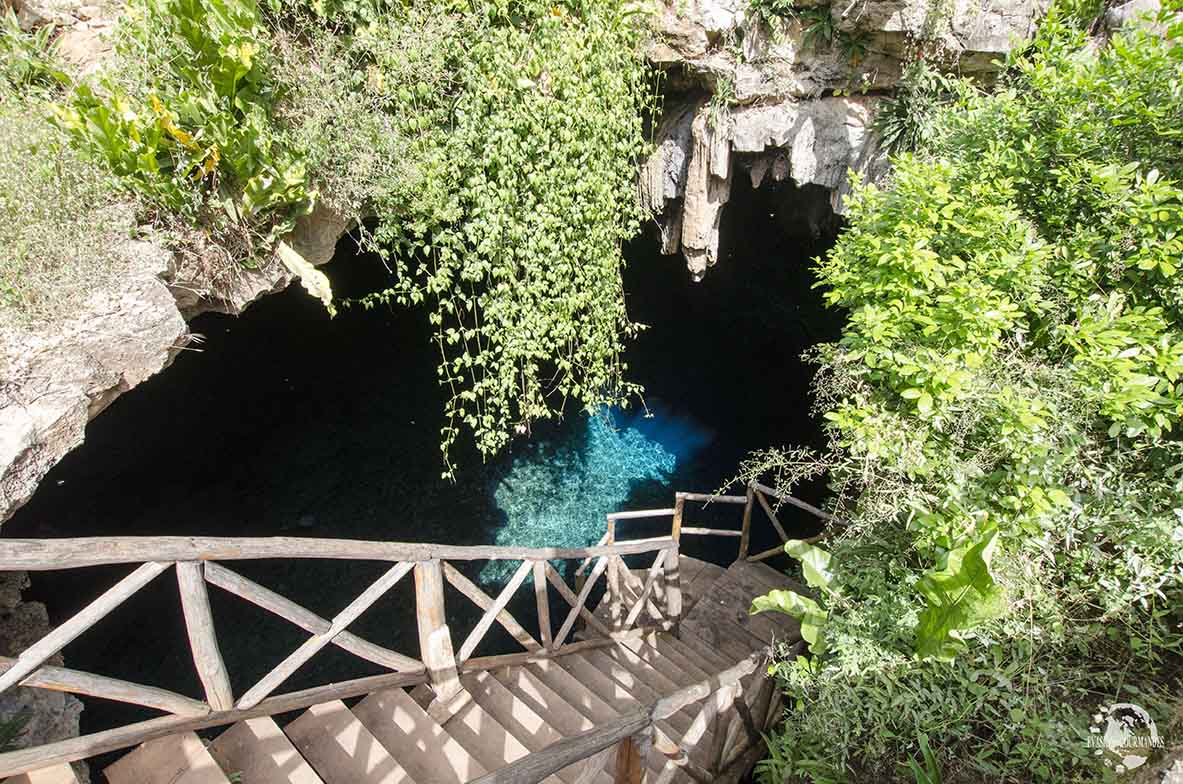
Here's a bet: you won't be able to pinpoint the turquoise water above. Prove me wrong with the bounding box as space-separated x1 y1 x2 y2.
481 410 678 582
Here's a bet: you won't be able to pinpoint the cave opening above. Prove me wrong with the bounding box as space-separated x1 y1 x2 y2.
3 172 844 741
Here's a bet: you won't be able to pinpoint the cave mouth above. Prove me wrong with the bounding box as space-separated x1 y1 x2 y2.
3 172 843 741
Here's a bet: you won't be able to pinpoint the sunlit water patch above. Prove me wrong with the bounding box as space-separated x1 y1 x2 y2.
479 407 694 583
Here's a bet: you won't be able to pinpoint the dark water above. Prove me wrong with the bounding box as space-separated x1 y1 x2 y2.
3 176 842 742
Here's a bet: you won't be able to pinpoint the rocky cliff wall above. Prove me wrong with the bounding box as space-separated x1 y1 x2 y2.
642 0 1047 278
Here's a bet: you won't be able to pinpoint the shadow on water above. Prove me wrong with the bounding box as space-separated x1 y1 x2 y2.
3 173 843 742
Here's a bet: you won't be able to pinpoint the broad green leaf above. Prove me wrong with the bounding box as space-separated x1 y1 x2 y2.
751 589 828 654
915 529 1003 660
784 539 833 592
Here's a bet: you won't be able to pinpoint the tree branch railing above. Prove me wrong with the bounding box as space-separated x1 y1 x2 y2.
575 482 835 619
0 535 679 777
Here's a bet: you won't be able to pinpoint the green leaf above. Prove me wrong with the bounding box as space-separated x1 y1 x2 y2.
915 529 1003 660
751 589 828 654
784 539 833 592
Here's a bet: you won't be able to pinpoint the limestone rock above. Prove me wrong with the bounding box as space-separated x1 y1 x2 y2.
680 105 733 280
644 93 887 265
643 0 1043 276
10 0 84 29
0 572 84 767
0 240 188 525
0 204 349 526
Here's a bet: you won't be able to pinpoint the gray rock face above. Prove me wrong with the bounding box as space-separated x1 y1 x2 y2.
644 0 1047 276
0 572 84 767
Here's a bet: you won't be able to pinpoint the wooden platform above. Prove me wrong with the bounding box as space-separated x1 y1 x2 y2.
14 560 800 784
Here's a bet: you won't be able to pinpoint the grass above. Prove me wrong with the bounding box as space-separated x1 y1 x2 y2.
0 88 134 326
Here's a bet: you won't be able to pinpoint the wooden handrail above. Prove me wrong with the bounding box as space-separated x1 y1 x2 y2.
750 481 840 524
0 529 685 776
675 492 747 504
0 536 674 570
466 650 765 784
468 709 652 784
0 668 431 777
605 508 675 521
0 658 209 718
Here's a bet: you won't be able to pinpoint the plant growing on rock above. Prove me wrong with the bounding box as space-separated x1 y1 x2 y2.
51 0 314 260
278 0 654 476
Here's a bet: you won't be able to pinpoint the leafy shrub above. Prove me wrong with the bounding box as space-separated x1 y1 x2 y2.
51 0 313 258
746 9 1183 782
872 60 959 154
800 6 836 50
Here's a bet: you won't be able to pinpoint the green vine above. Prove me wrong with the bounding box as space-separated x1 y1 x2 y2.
346 0 654 475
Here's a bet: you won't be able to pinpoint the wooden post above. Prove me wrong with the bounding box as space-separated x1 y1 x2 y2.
606 519 622 630
613 734 645 784
414 560 462 707
666 542 683 638
738 483 755 561
671 495 685 543
176 562 234 711
533 561 553 650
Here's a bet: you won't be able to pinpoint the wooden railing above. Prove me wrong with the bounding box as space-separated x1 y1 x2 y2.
577 480 833 588
0 535 680 777
468 647 787 784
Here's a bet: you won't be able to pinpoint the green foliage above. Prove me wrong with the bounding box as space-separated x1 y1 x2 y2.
800 6 835 50
913 528 1002 659
904 734 942 784
0 713 28 753
872 60 959 154
287 0 653 475
835 28 868 62
52 0 313 257
0 82 129 320
0 9 66 91
752 539 833 653
749 10 1183 782
747 0 798 26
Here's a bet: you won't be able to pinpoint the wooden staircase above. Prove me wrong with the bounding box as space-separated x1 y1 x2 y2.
0 484 819 784
87 559 795 784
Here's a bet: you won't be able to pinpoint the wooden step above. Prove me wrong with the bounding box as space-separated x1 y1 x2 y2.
285 700 414 784
463 671 607 784
728 560 799 596
622 636 712 684
524 659 618 725
659 631 734 674
353 688 485 784
598 642 685 695
207 716 323 784
494 665 597 736
679 603 768 663
695 571 796 647
584 648 720 771
3 764 79 784
564 651 693 738
104 731 230 784
438 687 563 784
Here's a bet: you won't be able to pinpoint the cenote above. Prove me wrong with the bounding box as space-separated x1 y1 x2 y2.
4 174 843 743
